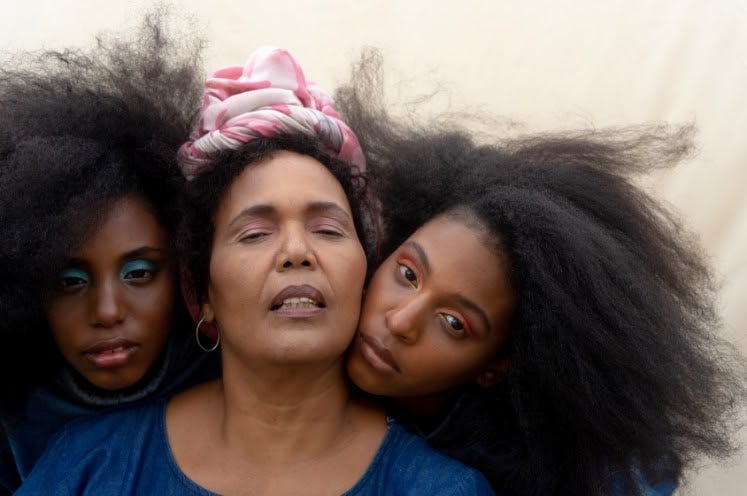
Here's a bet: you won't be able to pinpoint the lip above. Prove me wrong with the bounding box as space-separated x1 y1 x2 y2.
357 333 400 374
83 337 140 369
270 284 326 310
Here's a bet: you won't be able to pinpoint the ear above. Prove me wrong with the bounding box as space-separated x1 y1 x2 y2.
201 301 215 324
475 356 511 388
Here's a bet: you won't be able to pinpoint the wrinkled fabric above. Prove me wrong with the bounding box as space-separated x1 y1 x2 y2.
0 324 219 493
177 46 365 180
397 388 677 496
16 399 494 495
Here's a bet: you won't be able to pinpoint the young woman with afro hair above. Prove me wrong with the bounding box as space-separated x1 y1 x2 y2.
339 52 747 496
0 12 218 492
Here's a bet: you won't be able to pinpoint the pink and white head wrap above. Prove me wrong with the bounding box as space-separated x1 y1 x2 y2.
177 46 365 180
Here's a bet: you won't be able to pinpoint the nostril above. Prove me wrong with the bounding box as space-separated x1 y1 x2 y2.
301 260 311 267
283 260 292 268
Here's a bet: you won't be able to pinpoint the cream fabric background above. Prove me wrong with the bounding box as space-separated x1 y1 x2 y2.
1 0 745 493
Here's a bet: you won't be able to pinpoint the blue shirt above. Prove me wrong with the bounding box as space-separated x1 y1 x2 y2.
0 326 219 493
17 399 494 495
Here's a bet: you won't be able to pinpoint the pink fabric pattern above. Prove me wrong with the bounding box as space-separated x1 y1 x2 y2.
177 46 365 180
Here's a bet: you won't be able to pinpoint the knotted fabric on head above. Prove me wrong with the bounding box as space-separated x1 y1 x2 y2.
177 46 365 180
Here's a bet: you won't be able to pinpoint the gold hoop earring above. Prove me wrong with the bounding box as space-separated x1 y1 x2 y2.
195 317 220 352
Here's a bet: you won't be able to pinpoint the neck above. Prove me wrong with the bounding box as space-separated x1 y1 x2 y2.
214 357 356 462
391 390 461 435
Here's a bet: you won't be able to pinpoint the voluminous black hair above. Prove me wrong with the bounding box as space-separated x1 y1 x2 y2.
336 50 747 495
178 133 376 306
0 10 204 412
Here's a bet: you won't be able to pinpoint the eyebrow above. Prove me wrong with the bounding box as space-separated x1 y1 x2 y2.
405 240 492 334
228 201 354 229
453 294 492 334
305 201 354 225
64 246 166 266
404 241 431 274
228 204 276 229
121 246 167 259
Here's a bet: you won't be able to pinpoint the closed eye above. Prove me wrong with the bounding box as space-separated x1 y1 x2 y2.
309 218 346 238
314 228 344 237
239 231 270 242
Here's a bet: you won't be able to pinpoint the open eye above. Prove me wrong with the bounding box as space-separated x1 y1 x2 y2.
440 313 468 339
397 262 417 286
57 268 90 291
120 259 158 282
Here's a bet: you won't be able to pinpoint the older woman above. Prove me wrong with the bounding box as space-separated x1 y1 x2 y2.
15 47 493 495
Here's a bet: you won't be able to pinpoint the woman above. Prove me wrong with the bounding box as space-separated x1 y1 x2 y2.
339 54 747 496
0 13 218 492
15 47 493 495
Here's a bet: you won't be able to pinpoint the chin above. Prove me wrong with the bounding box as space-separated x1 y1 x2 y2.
86 370 144 392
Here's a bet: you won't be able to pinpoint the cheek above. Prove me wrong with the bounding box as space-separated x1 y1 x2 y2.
360 267 398 319
130 278 176 332
336 247 367 301
410 343 487 386
45 298 84 346
208 250 261 301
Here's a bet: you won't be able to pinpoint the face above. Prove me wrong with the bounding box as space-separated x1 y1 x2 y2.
203 151 367 367
347 213 516 404
46 196 175 391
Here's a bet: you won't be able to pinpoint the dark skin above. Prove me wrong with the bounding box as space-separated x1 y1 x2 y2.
348 211 514 416
167 153 387 496
46 196 176 391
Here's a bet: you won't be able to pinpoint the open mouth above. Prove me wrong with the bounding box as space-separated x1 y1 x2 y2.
270 285 327 312
271 296 325 311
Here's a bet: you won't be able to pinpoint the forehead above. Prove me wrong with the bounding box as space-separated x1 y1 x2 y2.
407 214 515 322
411 214 498 271
73 196 167 256
217 150 352 216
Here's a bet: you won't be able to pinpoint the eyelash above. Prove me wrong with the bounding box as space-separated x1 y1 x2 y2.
396 259 472 339
440 313 469 339
238 220 345 242
239 231 271 242
57 268 90 291
397 261 418 286
119 259 159 283
310 220 345 237
55 259 159 291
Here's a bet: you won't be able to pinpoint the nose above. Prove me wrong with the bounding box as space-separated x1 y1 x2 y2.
89 279 125 328
276 223 317 271
385 295 425 344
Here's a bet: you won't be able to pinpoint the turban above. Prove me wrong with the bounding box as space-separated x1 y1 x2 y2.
177 46 365 180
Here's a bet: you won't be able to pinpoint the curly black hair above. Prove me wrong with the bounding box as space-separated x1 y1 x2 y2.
336 50 747 495
0 10 204 412
178 133 377 306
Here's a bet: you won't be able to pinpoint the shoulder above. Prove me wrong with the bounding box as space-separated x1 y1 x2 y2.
49 397 165 445
14 400 170 496
352 420 494 495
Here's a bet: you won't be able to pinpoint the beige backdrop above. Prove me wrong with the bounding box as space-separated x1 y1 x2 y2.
2 0 745 494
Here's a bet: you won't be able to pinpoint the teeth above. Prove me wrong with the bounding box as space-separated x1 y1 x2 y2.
277 296 320 309
111 346 124 353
